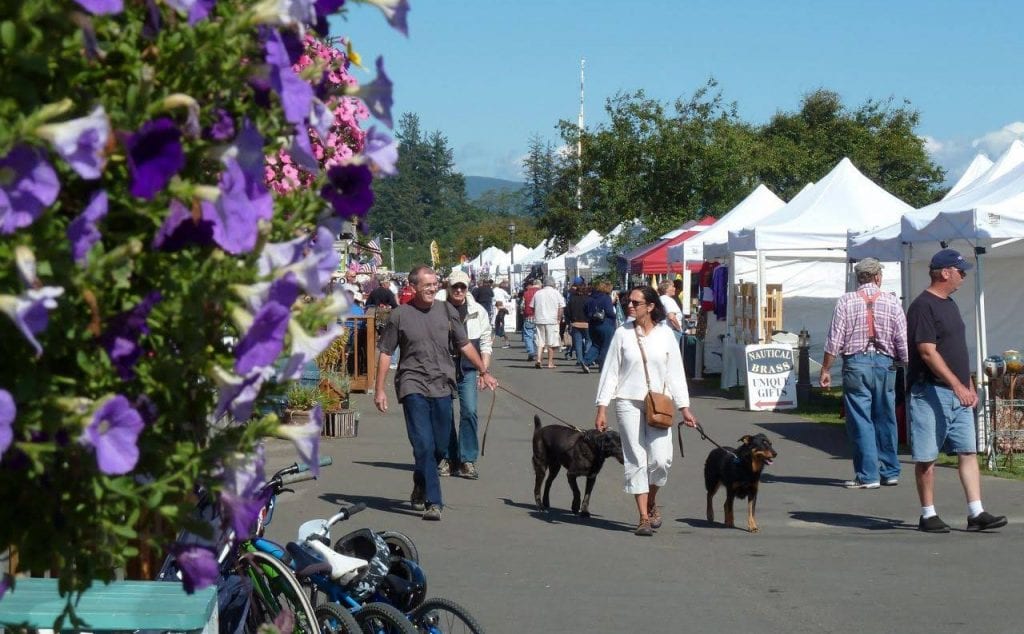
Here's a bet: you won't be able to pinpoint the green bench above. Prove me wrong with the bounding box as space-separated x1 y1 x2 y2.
0 578 218 633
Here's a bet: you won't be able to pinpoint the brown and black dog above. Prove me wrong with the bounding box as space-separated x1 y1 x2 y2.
532 415 624 517
704 433 778 533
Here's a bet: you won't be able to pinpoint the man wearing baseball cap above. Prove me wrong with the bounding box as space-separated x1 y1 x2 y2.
906 248 1006 532
821 257 908 489
438 270 492 480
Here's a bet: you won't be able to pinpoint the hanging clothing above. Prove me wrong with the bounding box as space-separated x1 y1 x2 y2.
712 265 729 320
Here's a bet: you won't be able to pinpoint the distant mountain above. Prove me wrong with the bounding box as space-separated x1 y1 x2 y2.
464 175 524 201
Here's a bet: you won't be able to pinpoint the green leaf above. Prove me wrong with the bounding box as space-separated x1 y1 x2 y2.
108 522 138 539
0 21 16 51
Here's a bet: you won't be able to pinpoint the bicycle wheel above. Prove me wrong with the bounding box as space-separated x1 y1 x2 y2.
353 601 417 634
410 597 484 634
239 550 320 634
380 530 419 563
315 602 361 634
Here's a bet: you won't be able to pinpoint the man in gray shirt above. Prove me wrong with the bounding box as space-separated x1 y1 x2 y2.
375 265 498 521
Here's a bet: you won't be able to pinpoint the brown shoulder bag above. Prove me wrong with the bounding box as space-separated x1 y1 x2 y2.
635 327 674 429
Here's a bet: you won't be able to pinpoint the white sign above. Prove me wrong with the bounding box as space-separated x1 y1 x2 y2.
744 344 798 411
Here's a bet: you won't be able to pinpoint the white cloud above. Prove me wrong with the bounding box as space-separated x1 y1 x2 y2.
971 121 1024 158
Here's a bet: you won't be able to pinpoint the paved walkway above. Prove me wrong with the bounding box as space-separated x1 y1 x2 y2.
266 339 1024 633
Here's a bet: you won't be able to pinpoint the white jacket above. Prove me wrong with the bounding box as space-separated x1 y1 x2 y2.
595 322 689 408
450 294 492 358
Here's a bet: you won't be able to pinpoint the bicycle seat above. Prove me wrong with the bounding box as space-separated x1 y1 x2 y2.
306 539 368 584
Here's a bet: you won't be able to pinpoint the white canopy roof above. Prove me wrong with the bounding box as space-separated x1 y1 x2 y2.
943 153 993 200
954 139 1024 197
545 230 605 272
680 184 785 263
728 158 912 252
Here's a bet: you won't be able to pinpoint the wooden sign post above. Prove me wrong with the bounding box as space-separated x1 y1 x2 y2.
744 344 798 411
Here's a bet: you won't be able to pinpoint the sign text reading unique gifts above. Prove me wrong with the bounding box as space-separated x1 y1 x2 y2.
745 344 798 411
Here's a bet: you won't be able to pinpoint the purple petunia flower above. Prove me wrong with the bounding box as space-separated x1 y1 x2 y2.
68 190 109 266
314 0 345 18
204 109 235 142
223 444 266 498
0 389 15 461
288 125 318 173
124 118 185 200
278 321 342 382
321 164 374 219
36 106 111 180
75 0 124 14
168 545 219 594
276 404 321 475
0 145 60 235
362 0 409 36
264 29 314 126
99 291 162 381
81 395 145 475
234 301 291 375
213 365 275 422
153 199 215 251
221 490 269 539
363 127 398 176
0 286 65 357
203 157 273 255
355 57 394 129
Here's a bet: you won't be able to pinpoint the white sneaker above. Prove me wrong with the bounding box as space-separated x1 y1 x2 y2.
844 479 880 489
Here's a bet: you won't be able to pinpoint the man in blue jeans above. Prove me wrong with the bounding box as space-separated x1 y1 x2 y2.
375 265 498 521
521 278 541 361
438 270 492 480
820 258 908 490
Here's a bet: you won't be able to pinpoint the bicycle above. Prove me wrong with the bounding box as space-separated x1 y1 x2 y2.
289 507 484 633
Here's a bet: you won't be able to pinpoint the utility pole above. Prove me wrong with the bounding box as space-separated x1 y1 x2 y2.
389 229 395 273
577 57 585 214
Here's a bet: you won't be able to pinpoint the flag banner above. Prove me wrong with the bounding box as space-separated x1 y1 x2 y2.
429 240 440 267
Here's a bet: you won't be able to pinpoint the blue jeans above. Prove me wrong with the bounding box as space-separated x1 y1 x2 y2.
447 369 479 464
571 326 592 365
522 318 537 357
589 320 616 368
842 352 900 483
400 393 453 507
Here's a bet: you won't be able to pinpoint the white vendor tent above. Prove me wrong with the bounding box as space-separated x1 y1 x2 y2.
543 230 605 283
576 220 645 276
943 153 993 200
718 159 912 387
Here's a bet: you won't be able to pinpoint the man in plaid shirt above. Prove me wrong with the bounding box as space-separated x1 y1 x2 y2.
820 258 908 489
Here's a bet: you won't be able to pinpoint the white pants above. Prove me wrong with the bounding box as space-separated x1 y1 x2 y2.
614 399 673 494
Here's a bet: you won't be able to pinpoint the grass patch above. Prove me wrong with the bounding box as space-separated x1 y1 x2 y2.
793 388 844 426
937 452 1024 481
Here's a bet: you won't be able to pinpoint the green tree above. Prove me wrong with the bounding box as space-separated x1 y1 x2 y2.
522 134 557 218
755 89 945 206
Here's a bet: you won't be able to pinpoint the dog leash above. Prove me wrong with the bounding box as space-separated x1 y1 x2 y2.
692 422 738 460
480 384 582 457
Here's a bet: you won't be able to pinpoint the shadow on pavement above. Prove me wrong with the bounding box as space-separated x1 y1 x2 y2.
760 473 847 487
498 497 635 532
319 492 423 518
789 511 915 531
352 460 414 472
756 421 849 458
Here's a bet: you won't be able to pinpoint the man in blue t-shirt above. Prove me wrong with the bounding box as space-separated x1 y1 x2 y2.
906 249 1006 533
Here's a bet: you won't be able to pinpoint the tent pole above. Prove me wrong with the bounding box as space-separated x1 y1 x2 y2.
974 247 989 452
901 242 912 310
756 249 766 343
723 253 737 389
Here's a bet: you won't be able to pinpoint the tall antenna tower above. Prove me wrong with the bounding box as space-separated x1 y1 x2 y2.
577 57 585 212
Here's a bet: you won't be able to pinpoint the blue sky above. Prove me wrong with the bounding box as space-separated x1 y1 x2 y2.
336 0 1024 184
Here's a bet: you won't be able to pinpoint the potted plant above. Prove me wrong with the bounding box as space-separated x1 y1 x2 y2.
284 384 324 426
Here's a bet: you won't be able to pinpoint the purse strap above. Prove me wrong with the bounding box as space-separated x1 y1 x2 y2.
634 326 655 392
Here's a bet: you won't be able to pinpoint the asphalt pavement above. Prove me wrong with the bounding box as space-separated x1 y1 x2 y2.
265 338 1024 633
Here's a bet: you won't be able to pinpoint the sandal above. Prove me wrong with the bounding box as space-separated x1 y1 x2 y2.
648 506 663 530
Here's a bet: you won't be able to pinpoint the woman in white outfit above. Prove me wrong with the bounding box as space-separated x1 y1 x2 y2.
594 285 698 536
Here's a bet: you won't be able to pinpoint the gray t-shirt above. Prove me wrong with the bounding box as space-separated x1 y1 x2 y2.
378 301 469 399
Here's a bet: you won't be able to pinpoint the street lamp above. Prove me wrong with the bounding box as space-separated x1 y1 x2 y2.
507 222 517 290
477 235 484 272
382 230 395 273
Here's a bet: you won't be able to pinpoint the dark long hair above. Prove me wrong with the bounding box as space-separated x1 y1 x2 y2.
629 285 665 324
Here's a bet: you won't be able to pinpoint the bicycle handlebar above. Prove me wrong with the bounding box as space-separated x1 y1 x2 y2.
321 503 367 533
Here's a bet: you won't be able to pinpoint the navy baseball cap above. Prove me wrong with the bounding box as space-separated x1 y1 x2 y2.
929 248 973 272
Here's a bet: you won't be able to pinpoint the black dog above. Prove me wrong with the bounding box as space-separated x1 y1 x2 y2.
532 415 624 517
704 433 778 533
